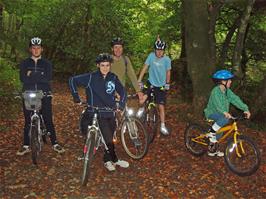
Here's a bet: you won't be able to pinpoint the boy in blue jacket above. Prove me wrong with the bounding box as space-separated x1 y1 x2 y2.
69 53 129 171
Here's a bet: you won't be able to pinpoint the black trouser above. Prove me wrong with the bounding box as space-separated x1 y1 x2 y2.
22 96 58 145
80 111 118 163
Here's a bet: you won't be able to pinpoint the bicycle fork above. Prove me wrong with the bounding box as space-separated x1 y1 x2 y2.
230 130 245 158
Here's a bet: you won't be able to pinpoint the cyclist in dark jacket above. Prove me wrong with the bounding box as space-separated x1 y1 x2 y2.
17 37 65 155
69 53 129 171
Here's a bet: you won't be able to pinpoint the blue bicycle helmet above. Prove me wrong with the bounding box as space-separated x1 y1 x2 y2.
212 70 234 80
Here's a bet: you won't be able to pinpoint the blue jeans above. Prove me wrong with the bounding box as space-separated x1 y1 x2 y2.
208 113 229 140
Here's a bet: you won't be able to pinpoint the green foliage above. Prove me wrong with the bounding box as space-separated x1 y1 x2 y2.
0 57 21 96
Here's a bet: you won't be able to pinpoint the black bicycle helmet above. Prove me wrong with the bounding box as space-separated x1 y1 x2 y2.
29 37 42 47
96 53 113 64
111 37 124 47
154 40 166 50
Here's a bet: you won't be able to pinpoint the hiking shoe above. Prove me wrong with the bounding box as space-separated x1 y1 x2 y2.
160 125 170 135
53 144 65 154
16 145 30 156
104 161 116 171
208 151 224 157
114 160 129 168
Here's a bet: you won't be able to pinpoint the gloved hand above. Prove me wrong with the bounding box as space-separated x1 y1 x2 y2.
164 83 170 90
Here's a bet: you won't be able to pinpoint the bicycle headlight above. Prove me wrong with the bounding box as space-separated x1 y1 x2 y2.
29 93 37 98
136 107 144 118
127 108 134 116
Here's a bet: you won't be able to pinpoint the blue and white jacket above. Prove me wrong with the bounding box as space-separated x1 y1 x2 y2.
69 70 127 118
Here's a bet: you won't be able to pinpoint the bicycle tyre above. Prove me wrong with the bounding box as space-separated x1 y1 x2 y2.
145 105 159 143
121 116 149 160
184 124 207 156
79 111 87 135
30 119 40 165
224 135 261 176
81 130 96 186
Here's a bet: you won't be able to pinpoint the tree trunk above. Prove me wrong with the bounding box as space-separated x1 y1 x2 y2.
232 0 255 77
208 1 224 67
219 15 241 67
183 0 214 115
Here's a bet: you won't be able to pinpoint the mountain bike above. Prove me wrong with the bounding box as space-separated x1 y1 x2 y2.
137 84 160 143
184 115 261 176
79 96 149 161
79 105 113 186
114 95 149 160
19 90 49 165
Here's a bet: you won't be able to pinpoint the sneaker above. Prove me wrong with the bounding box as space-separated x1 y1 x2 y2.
208 151 224 157
53 144 65 154
160 125 170 135
114 160 129 168
104 161 116 171
16 145 30 156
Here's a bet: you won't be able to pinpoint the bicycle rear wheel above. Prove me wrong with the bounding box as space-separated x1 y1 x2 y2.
184 124 207 156
30 119 40 165
121 117 149 160
224 135 261 176
145 105 159 143
81 130 96 186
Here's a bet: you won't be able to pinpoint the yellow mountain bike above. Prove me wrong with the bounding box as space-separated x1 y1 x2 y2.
184 115 261 176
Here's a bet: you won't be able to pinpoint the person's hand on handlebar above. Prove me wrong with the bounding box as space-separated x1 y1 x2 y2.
223 112 232 119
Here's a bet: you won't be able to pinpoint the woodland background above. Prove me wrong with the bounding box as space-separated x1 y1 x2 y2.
0 0 265 198
0 0 265 125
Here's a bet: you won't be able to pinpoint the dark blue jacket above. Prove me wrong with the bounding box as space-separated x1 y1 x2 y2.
20 57 52 92
69 70 127 118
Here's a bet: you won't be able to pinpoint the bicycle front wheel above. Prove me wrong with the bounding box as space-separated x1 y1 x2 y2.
224 135 261 176
121 117 149 160
145 105 159 143
81 130 96 186
184 124 207 156
30 119 40 165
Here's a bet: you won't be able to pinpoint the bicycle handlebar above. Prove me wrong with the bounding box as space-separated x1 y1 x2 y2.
231 114 248 121
78 101 117 112
14 91 52 99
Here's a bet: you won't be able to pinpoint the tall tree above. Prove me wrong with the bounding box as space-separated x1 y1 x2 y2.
232 0 255 77
183 0 214 114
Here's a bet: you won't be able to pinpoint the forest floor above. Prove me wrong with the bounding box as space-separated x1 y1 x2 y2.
0 81 265 198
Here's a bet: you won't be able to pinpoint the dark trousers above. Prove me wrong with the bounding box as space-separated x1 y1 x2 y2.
22 96 58 145
80 111 118 163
